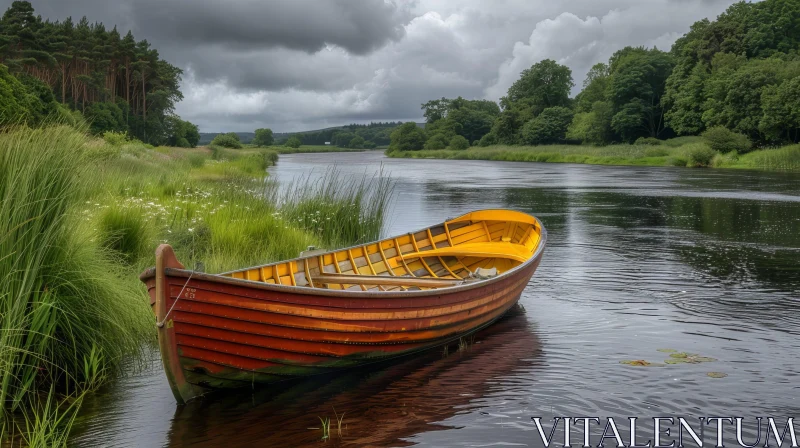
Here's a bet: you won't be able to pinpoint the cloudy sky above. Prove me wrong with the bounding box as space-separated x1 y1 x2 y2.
6 0 740 132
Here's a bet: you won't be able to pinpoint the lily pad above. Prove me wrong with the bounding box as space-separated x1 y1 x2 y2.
657 348 677 353
707 372 728 378
620 360 665 367
665 358 688 364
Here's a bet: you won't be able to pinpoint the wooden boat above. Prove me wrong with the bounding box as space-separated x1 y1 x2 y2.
139 209 547 403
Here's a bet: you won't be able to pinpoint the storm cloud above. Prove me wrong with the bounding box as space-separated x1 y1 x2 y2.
2 0 739 132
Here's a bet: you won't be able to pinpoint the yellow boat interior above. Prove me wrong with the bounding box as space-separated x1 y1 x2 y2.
224 209 544 291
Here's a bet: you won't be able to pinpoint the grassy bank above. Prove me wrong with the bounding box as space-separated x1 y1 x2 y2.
386 139 800 172
1 127 393 446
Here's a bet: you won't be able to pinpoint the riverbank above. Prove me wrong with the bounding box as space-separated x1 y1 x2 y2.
386 140 800 171
0 126 391 445
241 144 371 155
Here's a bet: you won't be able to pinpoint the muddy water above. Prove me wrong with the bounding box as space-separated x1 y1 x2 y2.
73 152 800 447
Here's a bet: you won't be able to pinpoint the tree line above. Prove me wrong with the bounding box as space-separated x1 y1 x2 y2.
390 0 800 151
277 122 406 148
0 1 199 147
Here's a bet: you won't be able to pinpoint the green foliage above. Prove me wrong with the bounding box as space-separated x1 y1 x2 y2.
501 59 574 116
424 133 449 150
521 106 574 145
389 122 426 151
575 63 610 112
186 152 207 168
759 76 800 143
566 101 614 145
285 136 302 148
449 135 470 150
607 47 674 141
478 132 498 147
348 135 366 149
686 143 717 167
102 131 129 146
84 101 125 135
635 137 663 146
0 63 33 124
211 133 243 149
421 96 499 144
165 116 200 148
702 126 752 153
253 128 274 147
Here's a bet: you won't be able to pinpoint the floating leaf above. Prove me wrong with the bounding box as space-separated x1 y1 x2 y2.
691 356 717 363
665 358 687 364
620 360 665 367
707 372 728 378
670 352 689 358
657 348 677 353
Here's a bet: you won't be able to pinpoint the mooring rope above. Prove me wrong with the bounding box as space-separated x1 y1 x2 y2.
156 270 194 328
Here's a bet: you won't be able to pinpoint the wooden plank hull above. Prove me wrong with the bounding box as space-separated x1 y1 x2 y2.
141 209 546 403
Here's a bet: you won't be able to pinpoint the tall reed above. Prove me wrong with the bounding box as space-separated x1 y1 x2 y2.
273 167 394 248
0 126 151 417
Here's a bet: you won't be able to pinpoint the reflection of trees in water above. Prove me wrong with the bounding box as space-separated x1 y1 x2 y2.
166 313 541 447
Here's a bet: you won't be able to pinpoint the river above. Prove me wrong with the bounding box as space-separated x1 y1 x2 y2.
72 152 800 447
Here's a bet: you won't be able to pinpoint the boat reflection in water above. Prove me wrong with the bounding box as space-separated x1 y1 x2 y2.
166 311 541 447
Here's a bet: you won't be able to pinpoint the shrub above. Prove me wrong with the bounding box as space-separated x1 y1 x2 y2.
635 137 662 146
388 122 426 151
478 132 498 147
211 134 242 149
686 143 717 167
424 133 449 150
102 131 129 146
449 135 470 150
285 136 302 148
349 135 365 149
701 126 751 154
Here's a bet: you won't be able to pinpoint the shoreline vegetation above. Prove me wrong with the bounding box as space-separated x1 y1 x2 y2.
0 125 393 446
385 138 800 172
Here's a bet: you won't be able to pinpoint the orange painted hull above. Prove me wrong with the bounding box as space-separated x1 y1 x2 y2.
140 209 546 403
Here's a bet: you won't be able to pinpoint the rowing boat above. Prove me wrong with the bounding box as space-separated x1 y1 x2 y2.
139 209 547 403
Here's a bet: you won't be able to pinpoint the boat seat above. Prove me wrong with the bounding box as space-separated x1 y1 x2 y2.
400 242 532 263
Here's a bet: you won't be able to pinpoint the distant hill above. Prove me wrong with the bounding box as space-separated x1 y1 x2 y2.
199 123 425 147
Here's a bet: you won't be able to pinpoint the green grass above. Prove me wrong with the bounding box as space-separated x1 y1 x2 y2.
386 140 800 171
0 126 152 421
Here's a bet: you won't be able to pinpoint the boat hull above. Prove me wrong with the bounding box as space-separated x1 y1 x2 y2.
143 248 541 403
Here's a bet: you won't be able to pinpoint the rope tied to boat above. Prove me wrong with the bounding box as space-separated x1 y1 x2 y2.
156 270 194 328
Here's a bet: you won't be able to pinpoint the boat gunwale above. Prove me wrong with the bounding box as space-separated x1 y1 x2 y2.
140 209 547 299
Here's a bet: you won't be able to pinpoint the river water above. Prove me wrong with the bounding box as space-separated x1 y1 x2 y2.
73 152 800 447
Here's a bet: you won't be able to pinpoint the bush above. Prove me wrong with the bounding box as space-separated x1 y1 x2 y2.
388 122 426 151
349 135 365 149
701 126 752 154
211 133 242 149
478 132 498 147
285 136 302 148
424 133 449 150
449 135 470 150
686 144 717 167
635 137 662 146
103 131 129 146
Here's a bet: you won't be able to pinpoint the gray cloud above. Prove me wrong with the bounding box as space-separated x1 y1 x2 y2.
3 0 739 132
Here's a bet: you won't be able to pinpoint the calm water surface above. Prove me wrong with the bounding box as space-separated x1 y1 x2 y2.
73 152 800 447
